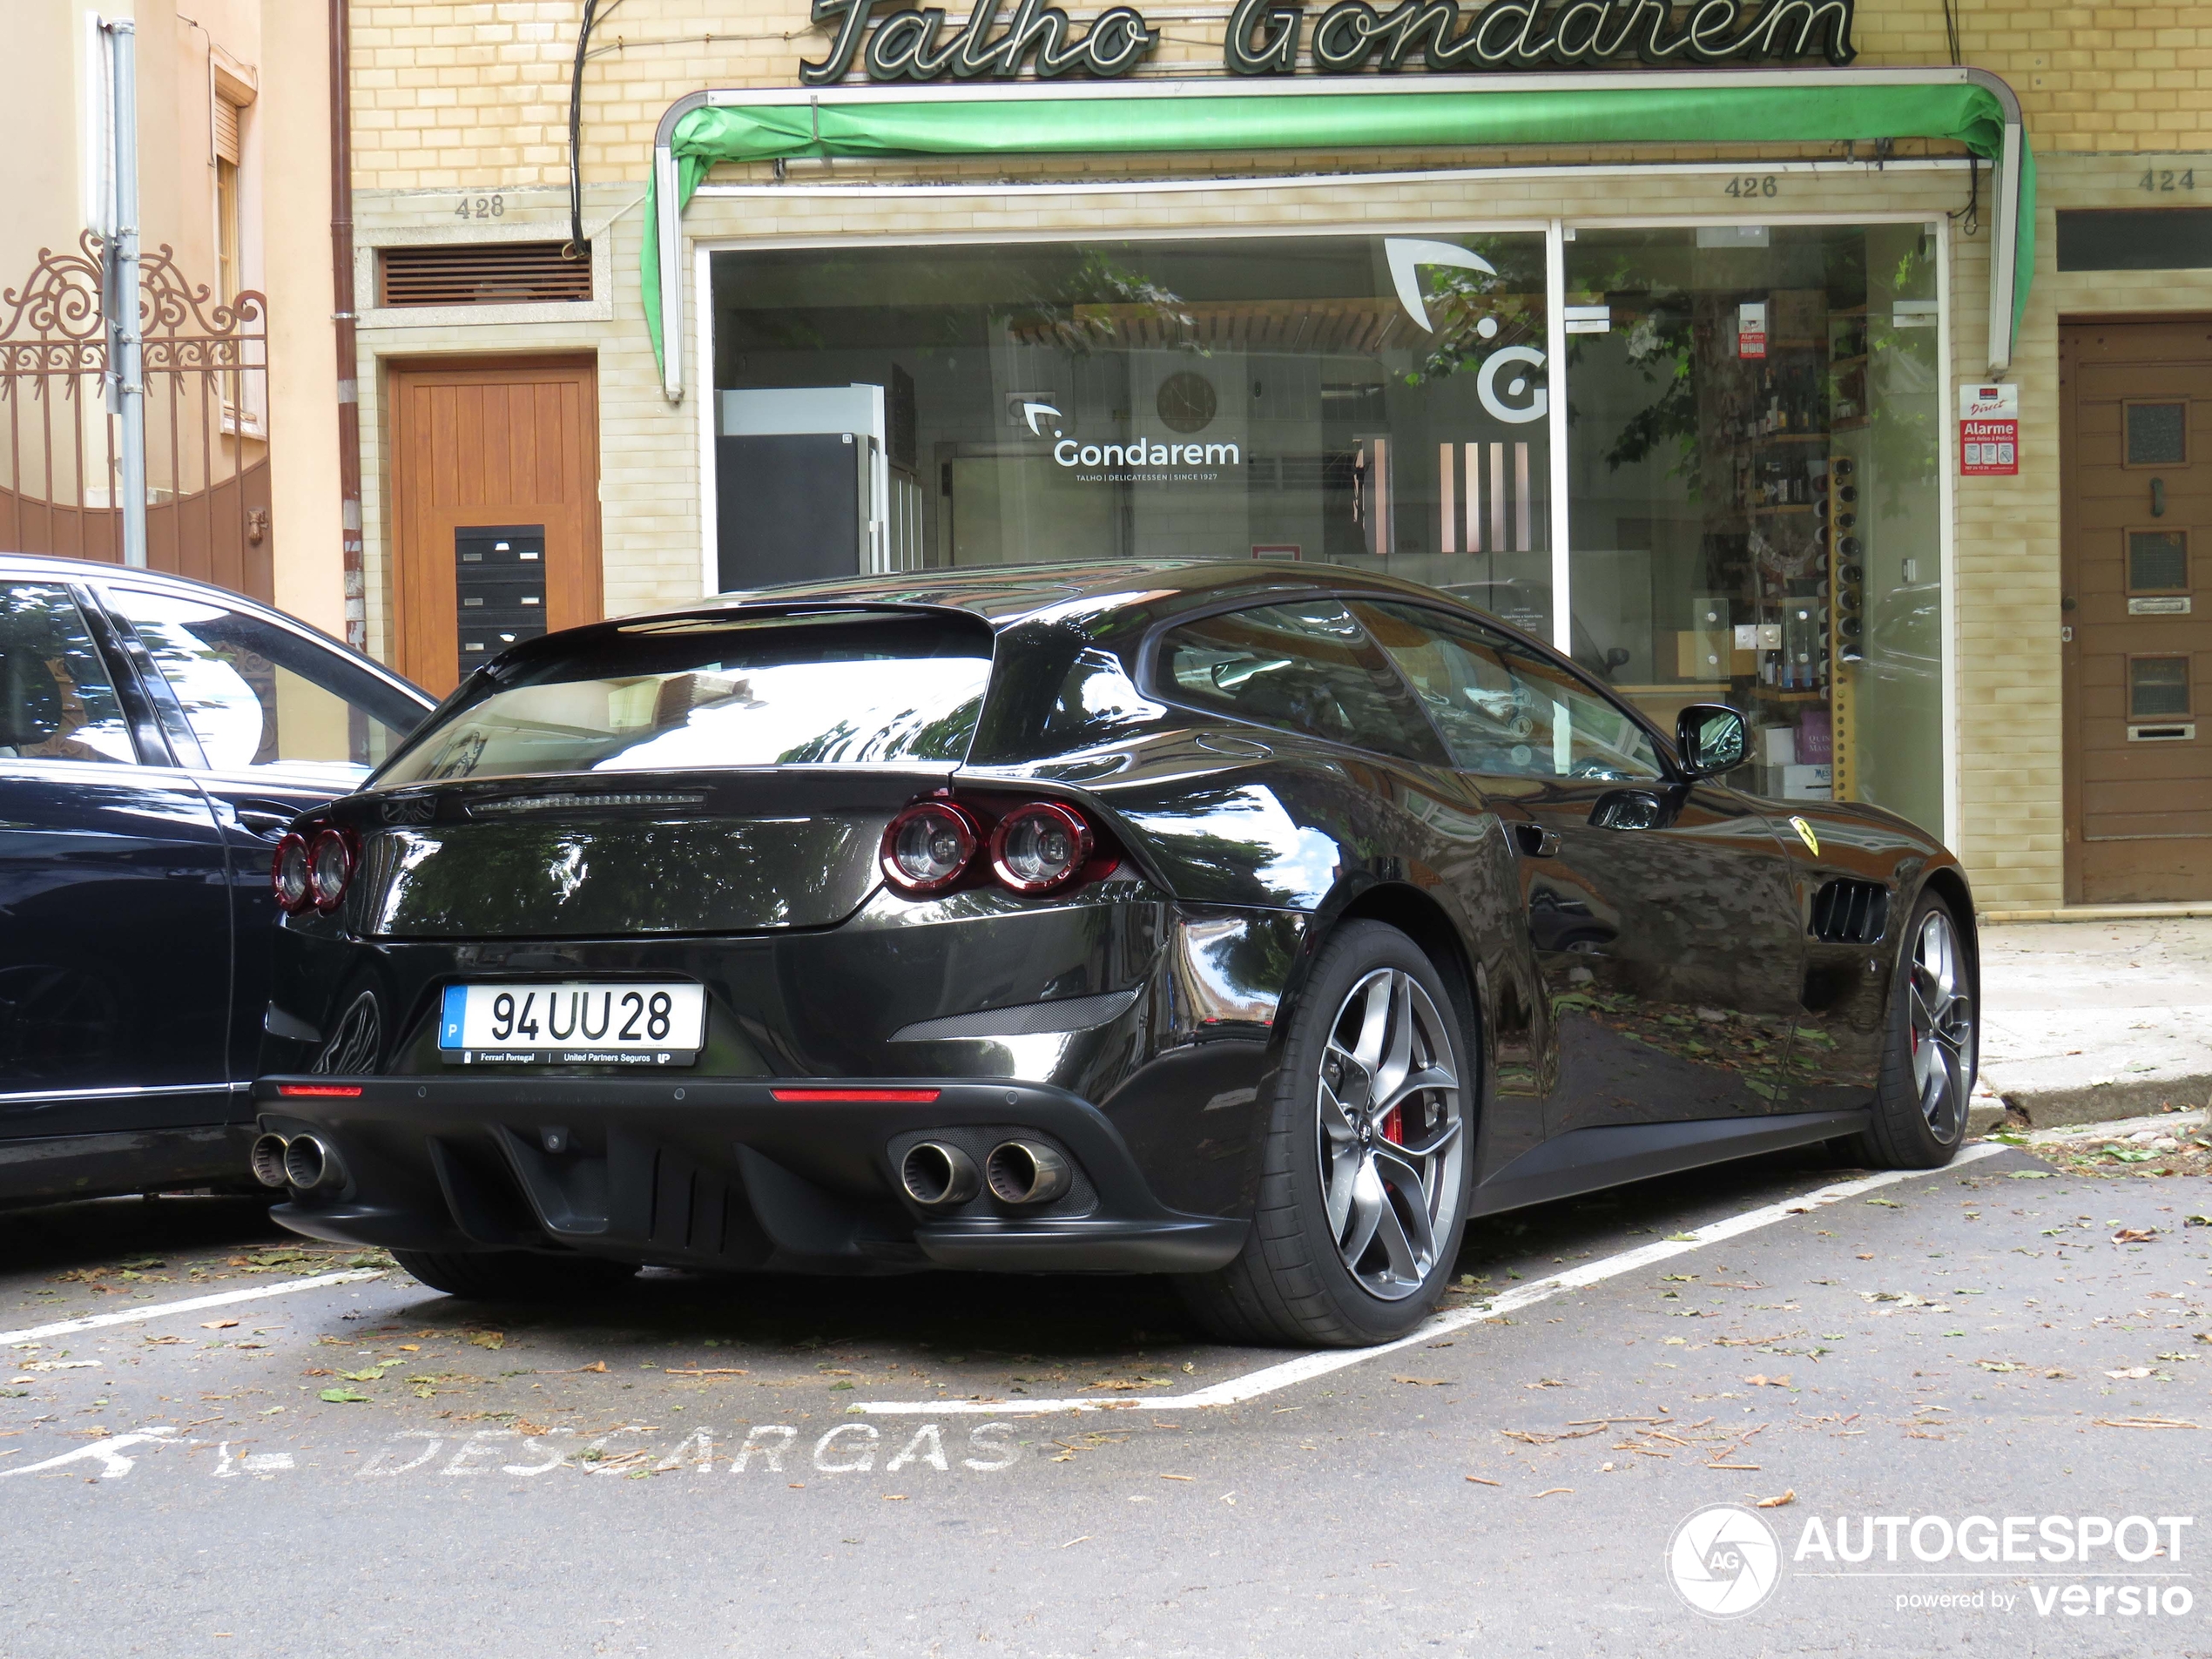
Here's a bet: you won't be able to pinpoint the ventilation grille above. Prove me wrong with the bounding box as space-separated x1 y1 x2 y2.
1809 879 1891 945
377 241 591 308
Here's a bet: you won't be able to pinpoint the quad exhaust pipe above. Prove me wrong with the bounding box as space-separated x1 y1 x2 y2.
900 1142 980 1207
899 1138 1073 1208
984 1140 1070 1207
249 1131 344 1190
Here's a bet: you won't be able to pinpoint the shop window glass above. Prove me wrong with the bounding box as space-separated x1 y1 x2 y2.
2126 403 2186 467
0 584 133 765
711 233 1550 633
1353 598 1660 780
2128 530 2189 592
1157 600 1442 763
2129 657 2190 719
1562 226 1945 831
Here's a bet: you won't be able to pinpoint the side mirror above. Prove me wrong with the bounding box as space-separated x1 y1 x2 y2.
1676 704 1748 779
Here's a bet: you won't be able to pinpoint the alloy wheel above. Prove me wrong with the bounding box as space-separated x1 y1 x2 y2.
1907 909 1974 1144
1315 967 1465 1301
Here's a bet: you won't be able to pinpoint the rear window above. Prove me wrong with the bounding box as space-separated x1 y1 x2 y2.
378 610 994 784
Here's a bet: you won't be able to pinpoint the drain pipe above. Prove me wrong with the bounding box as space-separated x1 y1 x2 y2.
328 0 365 650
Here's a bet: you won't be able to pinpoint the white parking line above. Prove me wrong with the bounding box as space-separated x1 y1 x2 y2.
0 1270 386 1346
860 1143 2009 1416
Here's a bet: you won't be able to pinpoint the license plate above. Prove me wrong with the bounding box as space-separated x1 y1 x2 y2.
438 982 705 1066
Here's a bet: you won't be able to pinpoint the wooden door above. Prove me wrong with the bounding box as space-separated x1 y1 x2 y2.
2061 321 2212 902
387 357 602 695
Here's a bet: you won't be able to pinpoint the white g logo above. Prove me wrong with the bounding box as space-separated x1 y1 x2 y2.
1667 1504 1781 1618
1479 345 1548 424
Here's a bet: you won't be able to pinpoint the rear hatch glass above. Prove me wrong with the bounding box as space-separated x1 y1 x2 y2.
379 609 994 786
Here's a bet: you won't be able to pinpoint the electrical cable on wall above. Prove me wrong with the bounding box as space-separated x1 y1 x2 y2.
565 0 617 260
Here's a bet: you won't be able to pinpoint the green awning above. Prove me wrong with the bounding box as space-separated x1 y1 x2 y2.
644 78 2031 379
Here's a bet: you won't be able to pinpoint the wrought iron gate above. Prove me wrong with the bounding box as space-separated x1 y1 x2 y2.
0 233 271 601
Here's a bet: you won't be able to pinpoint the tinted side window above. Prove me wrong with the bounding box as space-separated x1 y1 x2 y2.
107 589 419 782
1159 599 1446 764
0 583 134 765
1355 600 1661 781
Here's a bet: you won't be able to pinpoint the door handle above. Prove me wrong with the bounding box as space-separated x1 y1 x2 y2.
2152 476 2166 518
1513 822 1561 858
233 809 294 840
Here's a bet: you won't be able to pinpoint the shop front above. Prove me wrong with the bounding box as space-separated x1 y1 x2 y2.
650 70 2025 846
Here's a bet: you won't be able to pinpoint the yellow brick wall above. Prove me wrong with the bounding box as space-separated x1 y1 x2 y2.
346 1 2212 188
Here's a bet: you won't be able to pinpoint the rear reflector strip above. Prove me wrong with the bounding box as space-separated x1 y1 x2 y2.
275 1084 364 1098
771 1088 941 1103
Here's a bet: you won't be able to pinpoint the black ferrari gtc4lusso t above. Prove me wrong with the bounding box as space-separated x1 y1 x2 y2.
252 561 1977 1347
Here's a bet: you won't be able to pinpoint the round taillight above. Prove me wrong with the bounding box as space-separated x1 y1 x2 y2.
880 801 981 895
307 827 355 913
271 833 312 913
989 801 1094 895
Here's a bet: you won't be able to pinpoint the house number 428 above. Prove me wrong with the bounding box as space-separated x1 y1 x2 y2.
455 194 506 219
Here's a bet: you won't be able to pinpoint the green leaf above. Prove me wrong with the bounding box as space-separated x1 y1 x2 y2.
319 1387 371 1404
1865 1197 1902 1207
1665 1232 1699 1243
2006 1170 2054 1179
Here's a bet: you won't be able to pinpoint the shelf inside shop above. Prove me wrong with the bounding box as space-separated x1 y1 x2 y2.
1745 503 1817 516
1831 416 1870 432
1728 431 1831 450
1829 354 1869 369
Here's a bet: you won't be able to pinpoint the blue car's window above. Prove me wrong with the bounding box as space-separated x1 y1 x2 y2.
107 588 420 783
380 610 993 783
1158 600 1446 765
1356 600 1662 782
0 584 134 765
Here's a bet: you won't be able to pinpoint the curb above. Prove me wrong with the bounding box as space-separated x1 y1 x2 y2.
1983 1075 2212 1130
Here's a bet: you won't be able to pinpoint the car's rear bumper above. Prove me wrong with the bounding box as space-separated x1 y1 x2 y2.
252 1074 1247 1276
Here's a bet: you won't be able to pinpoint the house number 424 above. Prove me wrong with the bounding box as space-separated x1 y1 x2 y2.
2140 169 2196 192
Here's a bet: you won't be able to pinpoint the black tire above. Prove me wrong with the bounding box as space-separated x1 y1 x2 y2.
1839 889 1977 1170
1177 921 1476 1348
391 1248 638 1302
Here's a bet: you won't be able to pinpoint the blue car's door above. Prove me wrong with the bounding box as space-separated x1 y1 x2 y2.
0 579 235 1149
96 583 431 1080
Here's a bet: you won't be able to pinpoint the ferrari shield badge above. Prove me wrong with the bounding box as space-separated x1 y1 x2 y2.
1789 816 1820 857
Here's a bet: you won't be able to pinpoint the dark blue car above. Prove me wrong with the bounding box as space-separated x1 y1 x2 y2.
0 556 433 1205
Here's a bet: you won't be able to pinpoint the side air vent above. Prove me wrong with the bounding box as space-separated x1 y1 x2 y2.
1810 879 1891 945
377 241 591 308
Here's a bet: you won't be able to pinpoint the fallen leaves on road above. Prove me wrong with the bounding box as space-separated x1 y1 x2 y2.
1522 1378 1568 1390
2004 1171 2054 1180
664 1368 752 1378
1393 1376 1452 1386
1465 1475 1501 1487
1756 1489 1797 1508
2112 1228 2158 1244
1865 1198 1902 1209
318 1388 369 1404
1743 1374 1792 1388
465 1332 505 1351
1533 1487 1574 1498
2103 1367 2154 1380
200 1319 239 1330
1977 1361 2026 1373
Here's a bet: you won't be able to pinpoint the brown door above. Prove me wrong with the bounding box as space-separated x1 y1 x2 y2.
387 356 602 695
2061 321 2212 903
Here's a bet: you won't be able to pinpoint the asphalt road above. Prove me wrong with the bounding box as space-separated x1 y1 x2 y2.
2 1143 2206 1658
